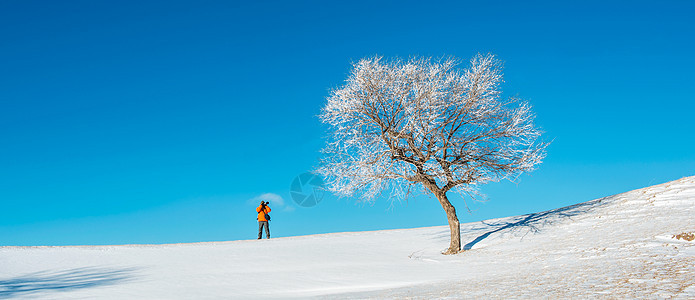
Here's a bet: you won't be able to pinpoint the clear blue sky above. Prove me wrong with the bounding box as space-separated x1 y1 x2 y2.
1 0 693 246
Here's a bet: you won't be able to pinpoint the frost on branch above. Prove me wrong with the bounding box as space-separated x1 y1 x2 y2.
317 54 548 203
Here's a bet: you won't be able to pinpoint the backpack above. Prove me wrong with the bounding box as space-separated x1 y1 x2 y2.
258 205 271 221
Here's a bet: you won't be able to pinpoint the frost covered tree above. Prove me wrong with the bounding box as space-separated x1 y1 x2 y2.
316 54 548 254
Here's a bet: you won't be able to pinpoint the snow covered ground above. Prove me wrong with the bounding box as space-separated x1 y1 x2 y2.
2 176 694 299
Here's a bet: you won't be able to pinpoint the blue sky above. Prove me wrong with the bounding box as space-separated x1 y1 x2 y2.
1 0 693 246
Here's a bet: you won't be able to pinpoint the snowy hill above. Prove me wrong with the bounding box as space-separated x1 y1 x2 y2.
2 176 694 299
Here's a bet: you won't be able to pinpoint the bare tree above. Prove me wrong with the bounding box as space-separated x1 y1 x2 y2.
316 54 548 254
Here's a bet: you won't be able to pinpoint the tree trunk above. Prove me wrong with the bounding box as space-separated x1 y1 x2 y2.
422 179 461 255
436 191 461 255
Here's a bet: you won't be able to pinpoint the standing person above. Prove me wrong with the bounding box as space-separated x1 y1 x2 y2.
257 201 271 239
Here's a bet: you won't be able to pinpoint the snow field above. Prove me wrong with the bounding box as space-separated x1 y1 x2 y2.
1 176 694 299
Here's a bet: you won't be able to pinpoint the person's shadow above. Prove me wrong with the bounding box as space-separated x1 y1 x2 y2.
0 266 137 298
463 197 608 250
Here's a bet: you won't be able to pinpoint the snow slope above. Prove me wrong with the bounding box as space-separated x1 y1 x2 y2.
2 176 694 299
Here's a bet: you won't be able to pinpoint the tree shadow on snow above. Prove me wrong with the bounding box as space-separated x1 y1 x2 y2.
0 266 138 298
462 197 609 250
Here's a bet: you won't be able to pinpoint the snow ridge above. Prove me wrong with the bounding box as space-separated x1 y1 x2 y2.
1 176 694 299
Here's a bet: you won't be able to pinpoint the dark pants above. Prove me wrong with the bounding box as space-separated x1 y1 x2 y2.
258 221 270 239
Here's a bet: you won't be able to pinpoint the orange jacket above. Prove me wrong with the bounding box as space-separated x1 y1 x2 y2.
257 205 271 221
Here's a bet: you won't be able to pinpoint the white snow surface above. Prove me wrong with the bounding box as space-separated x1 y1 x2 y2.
2 176 694 299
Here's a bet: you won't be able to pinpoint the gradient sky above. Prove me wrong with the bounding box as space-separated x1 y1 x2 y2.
1 0 693 246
